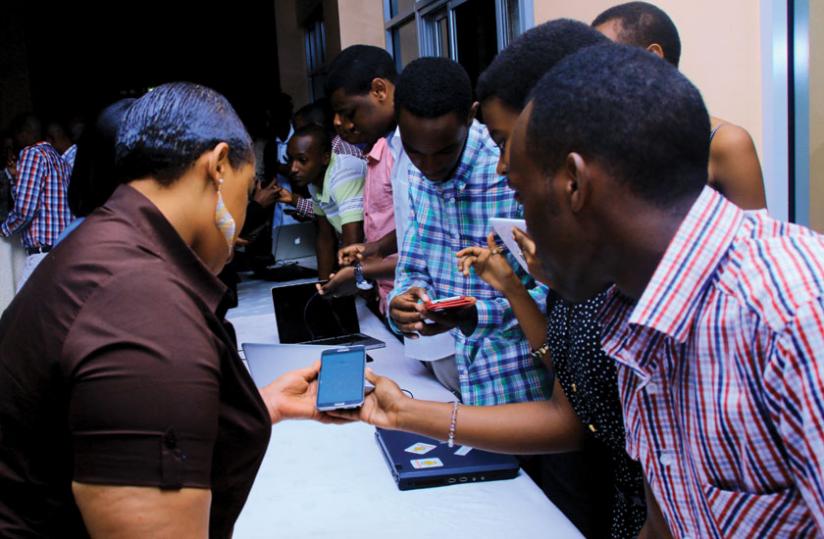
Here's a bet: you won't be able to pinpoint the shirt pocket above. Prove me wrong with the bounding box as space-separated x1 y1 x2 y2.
703 483 812 536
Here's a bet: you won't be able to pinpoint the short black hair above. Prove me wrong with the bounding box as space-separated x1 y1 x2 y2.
592 2 681 67
395 57 472 120
290 124 331 154
325 45 398 96
526 44 709 205
115 82 254 185
476 19 608 112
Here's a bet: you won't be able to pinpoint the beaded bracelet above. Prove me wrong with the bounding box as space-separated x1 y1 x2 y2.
447 401 461 448
529 341 550 361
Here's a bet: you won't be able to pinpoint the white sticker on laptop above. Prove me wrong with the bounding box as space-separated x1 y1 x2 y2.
410 457 444 469
405 442 437 455
454 445 473 456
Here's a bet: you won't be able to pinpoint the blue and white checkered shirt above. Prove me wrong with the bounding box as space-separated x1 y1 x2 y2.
389 121 550 405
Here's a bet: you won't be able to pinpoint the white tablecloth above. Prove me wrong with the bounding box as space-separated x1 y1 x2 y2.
227 277 583 539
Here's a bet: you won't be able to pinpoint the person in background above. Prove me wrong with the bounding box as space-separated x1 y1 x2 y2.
0 82 348 537
325 44 457 366
55 98 135 244
310 46 401 318
592 1 767 210
388 57 550 405
293 99 365 161
45 121 77 170
0 113 72 290
0 133 25 309
282 124 365 279
512 42 824 537
268 99 366 222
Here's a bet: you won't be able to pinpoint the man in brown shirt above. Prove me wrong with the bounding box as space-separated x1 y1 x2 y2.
0 82 336 537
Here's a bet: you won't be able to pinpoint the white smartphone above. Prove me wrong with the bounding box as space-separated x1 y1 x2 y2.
489 217 530 274
316 346 366 411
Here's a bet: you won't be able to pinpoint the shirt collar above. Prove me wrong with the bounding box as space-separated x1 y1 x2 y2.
104 184 229 314
627 186 744 342
367 137 389 164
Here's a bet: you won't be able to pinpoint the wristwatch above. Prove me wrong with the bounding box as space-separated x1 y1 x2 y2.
353 261 374 290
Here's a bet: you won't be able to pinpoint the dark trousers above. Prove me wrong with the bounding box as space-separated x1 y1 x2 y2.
520 443 613 538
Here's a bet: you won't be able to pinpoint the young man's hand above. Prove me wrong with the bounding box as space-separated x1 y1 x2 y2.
389 287 477 338
457 232 521 294
338 242 380 266
252 181 281 208
419 299 478 337
389 287 431 338
316 266 358 298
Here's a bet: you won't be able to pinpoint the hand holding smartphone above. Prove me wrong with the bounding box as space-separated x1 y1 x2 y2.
423 295 475 312
316 346 367 411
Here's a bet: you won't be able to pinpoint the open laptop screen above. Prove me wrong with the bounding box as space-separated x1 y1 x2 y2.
272 281 360 343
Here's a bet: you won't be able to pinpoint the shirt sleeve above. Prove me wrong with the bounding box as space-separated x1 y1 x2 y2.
387 185 435 335
771 296 824 531
473 274 550 340
63 271 223 489
1 147 45 237
329 156 365 226
295 196 315 219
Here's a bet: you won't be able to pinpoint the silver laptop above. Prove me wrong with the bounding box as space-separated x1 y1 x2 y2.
272 222 316 263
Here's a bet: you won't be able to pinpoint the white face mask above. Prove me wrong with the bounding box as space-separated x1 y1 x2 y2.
214 179 236 257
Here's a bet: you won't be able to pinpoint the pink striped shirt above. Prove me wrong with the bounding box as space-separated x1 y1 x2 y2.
600 187 824 538
364 137 396 312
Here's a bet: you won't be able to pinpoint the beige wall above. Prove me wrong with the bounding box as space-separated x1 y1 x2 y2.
810 0 824 232
336 0 386 49
275 0 311 108
534 0 764 165
275 0 386 109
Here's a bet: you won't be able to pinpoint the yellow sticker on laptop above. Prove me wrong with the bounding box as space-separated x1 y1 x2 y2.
405 442 437 455
410 457 444 469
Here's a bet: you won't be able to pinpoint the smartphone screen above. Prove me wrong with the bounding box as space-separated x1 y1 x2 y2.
316 346 366 411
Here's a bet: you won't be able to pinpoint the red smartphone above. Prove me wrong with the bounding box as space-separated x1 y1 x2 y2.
424 296 475 312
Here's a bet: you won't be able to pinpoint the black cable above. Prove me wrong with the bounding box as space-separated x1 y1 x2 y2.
302 288 350 341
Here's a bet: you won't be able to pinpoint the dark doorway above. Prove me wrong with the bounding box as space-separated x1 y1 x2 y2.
6 2 280 131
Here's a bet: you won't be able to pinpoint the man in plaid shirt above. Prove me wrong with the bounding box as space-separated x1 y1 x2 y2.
511 44 824 537
388 58 550 405
1 114 72 290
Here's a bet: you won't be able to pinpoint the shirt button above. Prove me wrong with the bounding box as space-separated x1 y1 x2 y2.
449 197 455 204
659 450 675 467
646 382 659 395
571 383 577 393
588 424 597 433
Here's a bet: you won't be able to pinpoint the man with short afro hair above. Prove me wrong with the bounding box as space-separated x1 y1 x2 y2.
388 56 551 407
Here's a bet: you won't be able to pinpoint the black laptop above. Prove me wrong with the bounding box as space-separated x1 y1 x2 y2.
375 428 520 491
271 281 385 349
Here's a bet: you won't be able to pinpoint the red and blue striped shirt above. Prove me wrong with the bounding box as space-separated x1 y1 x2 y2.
1 142 72 249
601 187 824 538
